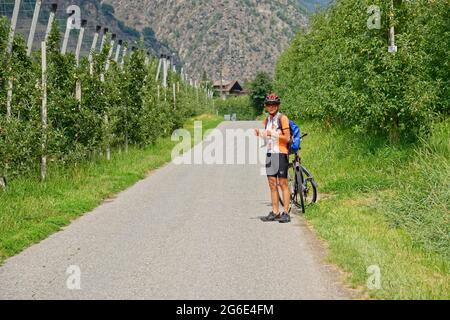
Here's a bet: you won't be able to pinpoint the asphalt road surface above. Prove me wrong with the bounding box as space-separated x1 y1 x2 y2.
0 121 349 299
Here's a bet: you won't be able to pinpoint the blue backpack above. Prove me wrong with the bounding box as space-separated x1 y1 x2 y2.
265 114 301 154
287 119 301 153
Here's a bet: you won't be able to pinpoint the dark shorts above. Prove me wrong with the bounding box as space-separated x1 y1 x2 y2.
266 153 289 179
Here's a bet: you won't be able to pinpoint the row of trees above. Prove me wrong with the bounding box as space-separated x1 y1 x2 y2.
0 17 213 179
275 0 449 142
215 96 255 120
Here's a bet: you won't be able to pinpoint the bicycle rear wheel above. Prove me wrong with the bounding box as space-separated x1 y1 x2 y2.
301 166 318 205
298 169 306 214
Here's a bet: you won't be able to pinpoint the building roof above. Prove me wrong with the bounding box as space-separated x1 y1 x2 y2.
213 80 242 92
213 80 234 87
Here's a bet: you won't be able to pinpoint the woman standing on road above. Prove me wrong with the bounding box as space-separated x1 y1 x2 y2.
255 94 291 223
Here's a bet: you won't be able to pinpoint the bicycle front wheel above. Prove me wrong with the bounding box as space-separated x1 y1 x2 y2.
298 169 306 213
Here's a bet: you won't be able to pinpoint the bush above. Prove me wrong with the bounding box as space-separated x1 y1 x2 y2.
215 96 256 120
249 71 273 115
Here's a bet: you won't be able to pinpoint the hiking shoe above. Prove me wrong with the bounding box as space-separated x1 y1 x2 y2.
277 213 291 223
261 212 280 222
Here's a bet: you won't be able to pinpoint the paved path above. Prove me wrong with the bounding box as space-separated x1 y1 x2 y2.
0 121 349 299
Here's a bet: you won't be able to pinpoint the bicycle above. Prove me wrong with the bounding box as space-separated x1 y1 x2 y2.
278 133 318 214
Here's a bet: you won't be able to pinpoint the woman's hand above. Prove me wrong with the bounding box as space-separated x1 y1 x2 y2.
255 129 273 137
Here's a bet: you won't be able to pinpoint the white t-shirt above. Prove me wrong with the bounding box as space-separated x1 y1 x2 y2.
265 113 282 154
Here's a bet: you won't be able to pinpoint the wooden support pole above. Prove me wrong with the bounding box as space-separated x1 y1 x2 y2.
75 81 82 102
145 51 150 66
100 33 114 161
6 80 13 120
75 20 87 66
162 55 168 88
196 81 199 103
75 20 87 102
164 55 168 101
44 4 57 42
173 83 176 110
388 0 397 53
105 114 110 161
120 45 127 69
27 0 41 56
100 28 108 52
89 25 101 75
114 40 122 63
5 0 21 120
41 41 48 181
105 34 116 72
171 53 176 73
155 54 162 82
101 40 111 160
61 10 75 55
6 0 21 56
123 45 129 153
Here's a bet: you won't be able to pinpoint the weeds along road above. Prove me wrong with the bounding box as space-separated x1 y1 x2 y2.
0 121 349 299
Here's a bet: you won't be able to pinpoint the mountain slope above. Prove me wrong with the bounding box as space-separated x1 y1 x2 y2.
298 0 333 12
104 0 309 81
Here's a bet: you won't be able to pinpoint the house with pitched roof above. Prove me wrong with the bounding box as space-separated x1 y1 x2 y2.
212 80 246 97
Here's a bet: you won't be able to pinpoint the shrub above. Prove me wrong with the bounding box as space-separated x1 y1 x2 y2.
215 96 255 120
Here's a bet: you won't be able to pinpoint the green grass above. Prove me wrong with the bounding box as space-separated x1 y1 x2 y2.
0 114 222 264
298 119 449 299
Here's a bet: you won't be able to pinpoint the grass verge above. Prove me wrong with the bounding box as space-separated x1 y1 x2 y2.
0 114 222 264
298 119 449 299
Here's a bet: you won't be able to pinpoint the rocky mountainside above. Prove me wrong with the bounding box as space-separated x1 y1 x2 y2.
103 0 311 82
297 0 332 12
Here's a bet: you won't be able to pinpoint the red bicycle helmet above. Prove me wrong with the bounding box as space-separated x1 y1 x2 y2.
264 94 281 105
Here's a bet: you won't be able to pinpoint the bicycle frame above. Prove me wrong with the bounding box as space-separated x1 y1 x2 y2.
277 134 318 214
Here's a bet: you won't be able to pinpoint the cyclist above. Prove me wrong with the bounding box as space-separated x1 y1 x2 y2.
255 94 291 223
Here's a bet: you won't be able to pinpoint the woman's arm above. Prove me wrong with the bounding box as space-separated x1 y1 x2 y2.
270 116 290 143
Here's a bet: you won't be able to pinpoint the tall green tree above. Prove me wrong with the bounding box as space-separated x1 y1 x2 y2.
249 71 273 114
